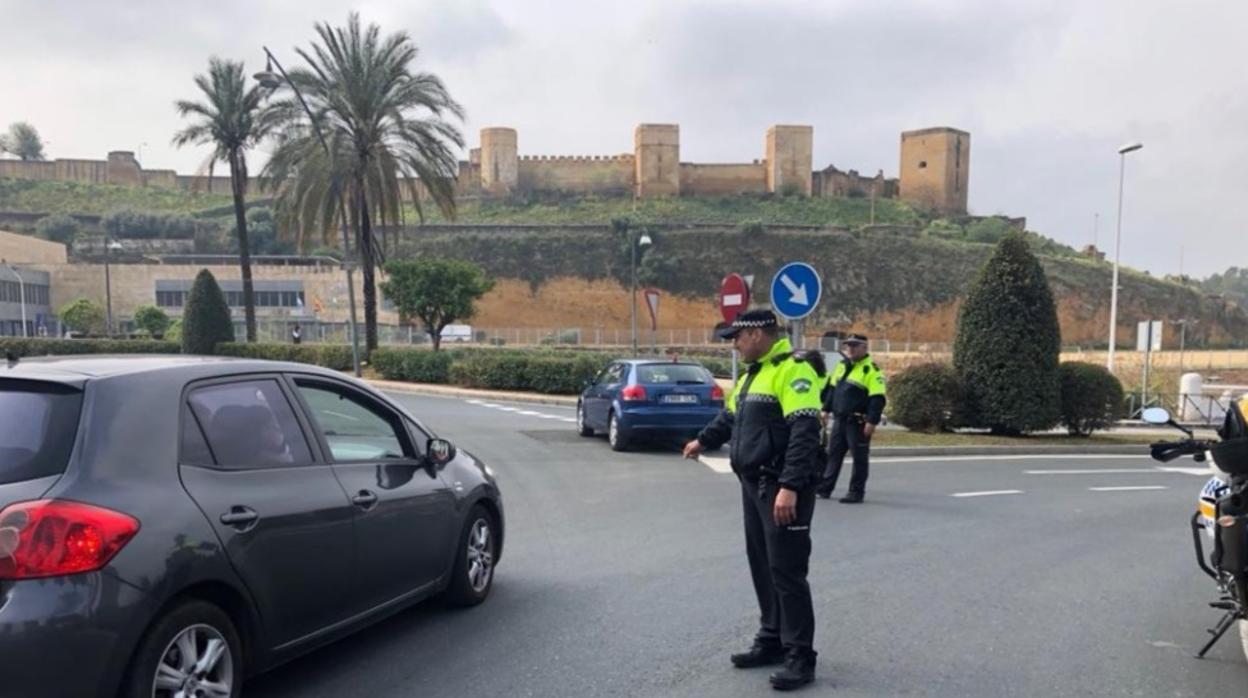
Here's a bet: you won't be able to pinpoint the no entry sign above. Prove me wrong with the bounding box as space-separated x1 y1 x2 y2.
720 273 750 323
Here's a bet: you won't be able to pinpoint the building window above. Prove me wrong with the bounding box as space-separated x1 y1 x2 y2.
0 280 50 306
156 281 305 311
917 161 927 169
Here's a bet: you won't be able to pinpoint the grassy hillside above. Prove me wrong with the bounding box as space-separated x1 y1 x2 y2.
0 179 233 216
397 226 1248 348
407 192 923 227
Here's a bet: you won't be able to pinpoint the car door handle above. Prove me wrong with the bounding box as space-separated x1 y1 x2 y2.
220 507 259 529
352 490 379 509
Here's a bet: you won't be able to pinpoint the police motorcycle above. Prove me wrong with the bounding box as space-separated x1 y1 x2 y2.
1144 397 1248 661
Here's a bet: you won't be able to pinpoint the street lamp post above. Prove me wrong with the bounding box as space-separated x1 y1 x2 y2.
255 48 362 377
104 239 122 337
629 230 653 356
1107 141 1143 373
5 264 27 337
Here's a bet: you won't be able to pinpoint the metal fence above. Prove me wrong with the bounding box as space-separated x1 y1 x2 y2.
1124 390 1247 426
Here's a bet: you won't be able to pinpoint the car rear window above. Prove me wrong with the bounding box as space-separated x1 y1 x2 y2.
0 379 83 486
636 364 711 384
187 380 313 469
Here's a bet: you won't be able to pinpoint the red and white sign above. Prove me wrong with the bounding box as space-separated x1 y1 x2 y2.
644 288 661 330
719 273 750 323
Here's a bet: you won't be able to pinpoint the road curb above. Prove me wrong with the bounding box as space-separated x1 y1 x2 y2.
873 445 1146 457
368 379 579 408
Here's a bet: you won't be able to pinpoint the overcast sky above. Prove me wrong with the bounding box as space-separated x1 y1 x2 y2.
2 0 1244 277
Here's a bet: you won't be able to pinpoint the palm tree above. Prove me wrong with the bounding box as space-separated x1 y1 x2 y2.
263 12 465 351
173 58 277 343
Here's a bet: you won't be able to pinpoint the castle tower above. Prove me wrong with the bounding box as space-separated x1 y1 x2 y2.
479 127 519 195
765 125 813 196
105 151 142 187
634 124 680 197
898 127 969 214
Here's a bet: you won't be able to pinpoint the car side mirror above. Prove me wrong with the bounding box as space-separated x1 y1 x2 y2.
426 438 456 469
1141 407 1171 425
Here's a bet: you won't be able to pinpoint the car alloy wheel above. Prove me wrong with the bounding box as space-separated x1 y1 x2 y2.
466 517 495 594
608 412 628 451
577 402 594 436
153 624 235 698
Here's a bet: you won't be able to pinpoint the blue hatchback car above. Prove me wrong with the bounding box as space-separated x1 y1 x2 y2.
576 359 725 451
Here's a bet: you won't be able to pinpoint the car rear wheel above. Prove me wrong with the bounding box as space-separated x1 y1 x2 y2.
121 600 242 698
608 412 629 452
576 402 594 436
444 504 498 607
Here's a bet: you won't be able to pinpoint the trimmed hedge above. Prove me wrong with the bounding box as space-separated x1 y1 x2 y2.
372 347 453 384
376 347 608 395
0 337 181 358
214 343 355 371
887 362 963 433
1059 362 1126 436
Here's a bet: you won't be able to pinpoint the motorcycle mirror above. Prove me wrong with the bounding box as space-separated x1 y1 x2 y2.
1141 407 1172 425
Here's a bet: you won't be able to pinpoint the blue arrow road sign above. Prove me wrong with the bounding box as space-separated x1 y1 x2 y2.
770 262 821 320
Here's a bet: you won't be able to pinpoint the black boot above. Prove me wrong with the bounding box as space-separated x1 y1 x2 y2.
839 492 863 504
730 639 786 668
769 650 817 690
815 489 833 500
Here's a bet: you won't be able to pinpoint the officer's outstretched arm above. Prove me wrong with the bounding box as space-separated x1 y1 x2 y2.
777 361 824 490
697 409 734 450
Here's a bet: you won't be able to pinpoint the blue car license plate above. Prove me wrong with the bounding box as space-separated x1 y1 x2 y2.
662 394 698 404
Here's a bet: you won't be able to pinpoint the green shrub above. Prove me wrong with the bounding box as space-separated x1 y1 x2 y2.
214 343 354 371
182 269 234 355
165 318 183 343
1059 362 1126 436
372 348 454 383
133 305 170 337
102 209 196 239
739 219 766 238
35 214 80 244
58 298 106 335
0 337 181 358
886 363 962 432
953 232 1062 435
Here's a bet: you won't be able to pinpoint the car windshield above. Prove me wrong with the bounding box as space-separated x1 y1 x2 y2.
636 364 711 385
0 379 83 486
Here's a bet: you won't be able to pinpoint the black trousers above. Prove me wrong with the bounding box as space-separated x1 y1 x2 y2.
741 477 816 652
818 416 870 496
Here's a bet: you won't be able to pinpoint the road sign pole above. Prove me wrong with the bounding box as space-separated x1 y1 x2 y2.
731 350 739 385
1142 322 1152 409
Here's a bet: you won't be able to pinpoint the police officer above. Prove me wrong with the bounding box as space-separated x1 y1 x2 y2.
816 334 886 503
683 309 823 691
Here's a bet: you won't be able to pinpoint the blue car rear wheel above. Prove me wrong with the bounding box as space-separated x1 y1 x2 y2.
608 412 630 451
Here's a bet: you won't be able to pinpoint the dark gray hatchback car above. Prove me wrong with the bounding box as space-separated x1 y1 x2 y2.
0 355 504 698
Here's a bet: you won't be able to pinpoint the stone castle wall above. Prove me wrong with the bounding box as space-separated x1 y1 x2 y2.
0 124 972 214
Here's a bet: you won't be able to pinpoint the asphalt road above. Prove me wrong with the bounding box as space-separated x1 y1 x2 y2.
246 393 1248 697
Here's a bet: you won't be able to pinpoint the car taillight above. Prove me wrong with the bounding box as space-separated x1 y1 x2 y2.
0 500 139 580
711 384 725 401
621 385 647 401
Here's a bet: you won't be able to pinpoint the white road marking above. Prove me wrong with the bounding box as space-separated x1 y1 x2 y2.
1089 486 1168 492
1156 466 1215 476
1025 468 1159 475
877 454 1145 464
951 490 1024 498
698 455 733 474
462 399 583 425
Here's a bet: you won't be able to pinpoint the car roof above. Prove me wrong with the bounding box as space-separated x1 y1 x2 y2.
0 354 343 385
619 357 706 365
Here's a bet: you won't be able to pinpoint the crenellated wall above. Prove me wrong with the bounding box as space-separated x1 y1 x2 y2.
0 122 970 213
518 155 634 194
678 162 768 195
